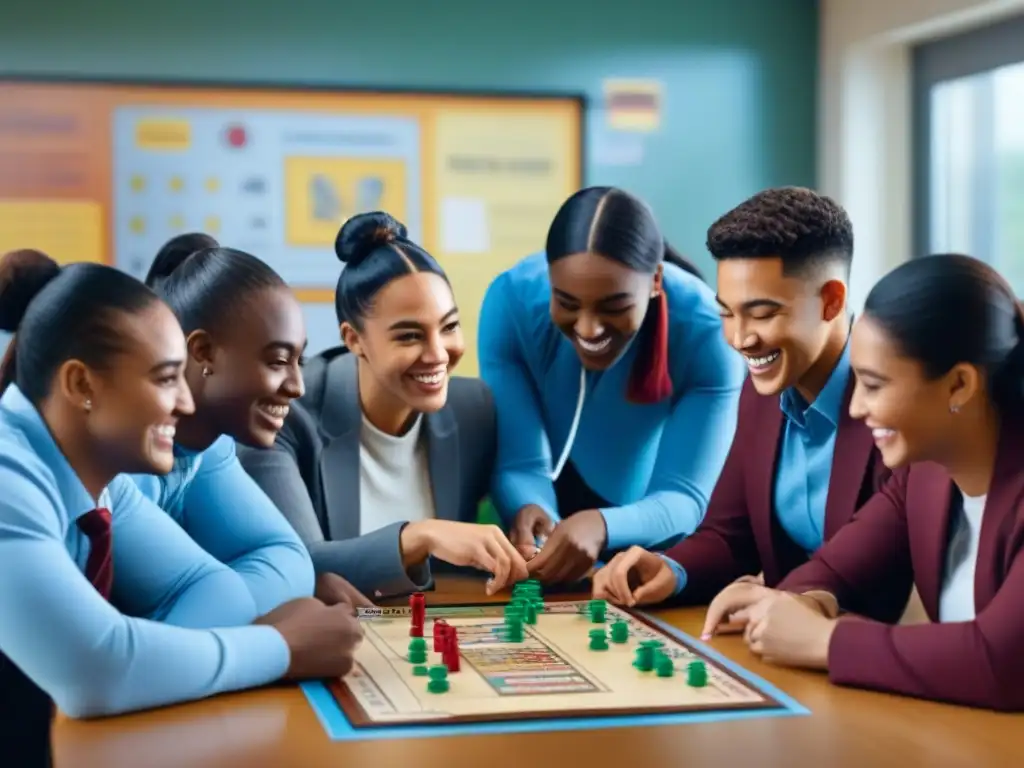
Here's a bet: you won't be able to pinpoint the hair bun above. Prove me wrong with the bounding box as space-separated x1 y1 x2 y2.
0 249 62 333
334 212 408 266
145 232 220 287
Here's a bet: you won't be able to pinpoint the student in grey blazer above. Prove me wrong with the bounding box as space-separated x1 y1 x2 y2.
240 212 528 599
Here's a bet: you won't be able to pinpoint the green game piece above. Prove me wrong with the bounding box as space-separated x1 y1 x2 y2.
687 660 708 687
632 640 662 672
610 620 629 643
408 649 427 664
655 653 675 677
524 602 538 624
588 599 607 623
428 665 448 680
408 637 427 652
504 620 524 642
427 679 450 693
412 665 428 676
588 628 608 651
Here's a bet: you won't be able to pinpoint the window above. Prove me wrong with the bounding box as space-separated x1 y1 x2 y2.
914 15 1024 293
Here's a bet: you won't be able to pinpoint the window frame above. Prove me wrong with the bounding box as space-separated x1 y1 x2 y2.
912 14 1024 259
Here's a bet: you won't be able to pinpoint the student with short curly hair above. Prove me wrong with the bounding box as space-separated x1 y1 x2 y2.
593 187 898 614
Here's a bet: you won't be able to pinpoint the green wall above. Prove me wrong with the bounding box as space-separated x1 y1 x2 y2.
0 0 818 277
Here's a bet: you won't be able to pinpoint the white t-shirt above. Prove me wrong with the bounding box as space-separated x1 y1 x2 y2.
357 413 435 535
938 491 986 622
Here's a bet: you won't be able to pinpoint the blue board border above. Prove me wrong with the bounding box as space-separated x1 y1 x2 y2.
301 610 809 741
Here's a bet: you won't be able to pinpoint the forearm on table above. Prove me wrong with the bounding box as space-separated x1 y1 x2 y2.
306 524 431 597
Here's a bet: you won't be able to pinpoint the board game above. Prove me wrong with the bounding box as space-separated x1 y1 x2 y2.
302 581 809 740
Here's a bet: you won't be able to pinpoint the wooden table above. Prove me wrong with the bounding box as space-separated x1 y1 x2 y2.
53 577 1021 768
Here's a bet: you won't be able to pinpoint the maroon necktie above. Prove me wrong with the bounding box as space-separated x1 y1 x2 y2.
77 507 113 600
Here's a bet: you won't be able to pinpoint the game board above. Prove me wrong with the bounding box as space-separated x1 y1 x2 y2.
302 582 809 740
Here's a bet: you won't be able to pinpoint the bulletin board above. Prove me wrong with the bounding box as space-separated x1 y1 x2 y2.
0 78 585 374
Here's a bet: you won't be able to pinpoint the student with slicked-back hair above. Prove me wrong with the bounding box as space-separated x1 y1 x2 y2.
478 187 746 584
133 233 375 612
0 250 361 766
240 213 527 599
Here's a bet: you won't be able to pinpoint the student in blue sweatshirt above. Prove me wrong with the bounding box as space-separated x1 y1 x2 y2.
478 187 746 584
137 235 366 612
0 250 360 766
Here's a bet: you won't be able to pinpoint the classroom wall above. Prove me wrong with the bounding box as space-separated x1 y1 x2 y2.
819 0 1024 311
0 0 818 355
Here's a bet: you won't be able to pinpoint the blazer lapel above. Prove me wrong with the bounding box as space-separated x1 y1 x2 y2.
318 354 362 540
975 420 1024 611
748 396 785 580
909 463 954 620
426 407 461 521
823 377 875 538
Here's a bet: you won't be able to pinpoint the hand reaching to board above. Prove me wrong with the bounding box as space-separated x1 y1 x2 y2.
401 520 529 594
256 598 364 679
591 546 678 607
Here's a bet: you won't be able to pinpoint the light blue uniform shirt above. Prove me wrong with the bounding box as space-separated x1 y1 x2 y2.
664 340 852 594
0 385 289 718
479 253 745 551
131 436 314 617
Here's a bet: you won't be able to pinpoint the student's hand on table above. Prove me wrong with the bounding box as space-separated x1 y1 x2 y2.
742 592 838 670
314 572 374 608
592 546 676 607
700 581 779 640
527 509 606 585
258 598 364 679
509 504 555 559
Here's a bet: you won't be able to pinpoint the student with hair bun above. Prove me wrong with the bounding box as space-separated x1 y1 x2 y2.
132 233 361 613
478 186 746 584
703 254 1024 711
0 249 361 765
241 212 528 598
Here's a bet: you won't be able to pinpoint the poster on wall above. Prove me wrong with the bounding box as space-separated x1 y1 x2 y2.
0 80 584 373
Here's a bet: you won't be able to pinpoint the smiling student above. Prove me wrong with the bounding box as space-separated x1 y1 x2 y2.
132 235 319 618
702 253 1024 711
478 186 746 584
592 188 894 610
0 250 361 766
241 212 527 598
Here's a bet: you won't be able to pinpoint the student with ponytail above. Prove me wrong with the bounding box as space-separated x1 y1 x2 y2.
702 254 1024 711
478 187 745 584
0 250 361 765
134 234 330 614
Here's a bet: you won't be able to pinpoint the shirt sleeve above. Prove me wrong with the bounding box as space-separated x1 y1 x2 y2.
239 436 432 598
178 438 315 614
477 274 560 524
659 554 688 596
0 465 289 719
781 469 1024 710
600 321 744 550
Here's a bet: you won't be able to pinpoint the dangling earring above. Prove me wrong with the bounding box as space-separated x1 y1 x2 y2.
202 367 212 377
83 399 92 413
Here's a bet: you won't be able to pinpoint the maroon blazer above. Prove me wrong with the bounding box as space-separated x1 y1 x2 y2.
664 376 892 607
779 418 1024 711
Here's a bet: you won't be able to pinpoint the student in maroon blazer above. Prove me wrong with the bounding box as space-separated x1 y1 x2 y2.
702 253 1024 711
592 187 892 611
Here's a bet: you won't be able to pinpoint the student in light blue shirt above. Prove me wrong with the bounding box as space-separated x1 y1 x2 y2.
134 235 346 614
479 187 746 584
0 250 359 764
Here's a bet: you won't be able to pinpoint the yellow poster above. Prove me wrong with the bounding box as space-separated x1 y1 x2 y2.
432 107 580 375
284 156 408 247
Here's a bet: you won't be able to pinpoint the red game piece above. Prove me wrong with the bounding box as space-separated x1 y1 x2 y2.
432 620 448 652
443 626 460 672
409 592 426 637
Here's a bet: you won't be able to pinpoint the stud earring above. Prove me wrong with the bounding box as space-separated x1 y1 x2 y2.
83 399 92 413
202 367 212 377
950 404 960 414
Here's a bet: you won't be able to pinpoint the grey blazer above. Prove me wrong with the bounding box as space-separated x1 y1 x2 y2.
238 346 496 598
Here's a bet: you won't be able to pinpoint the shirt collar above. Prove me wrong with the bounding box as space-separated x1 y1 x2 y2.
779 336 851 430
1 384 107 521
